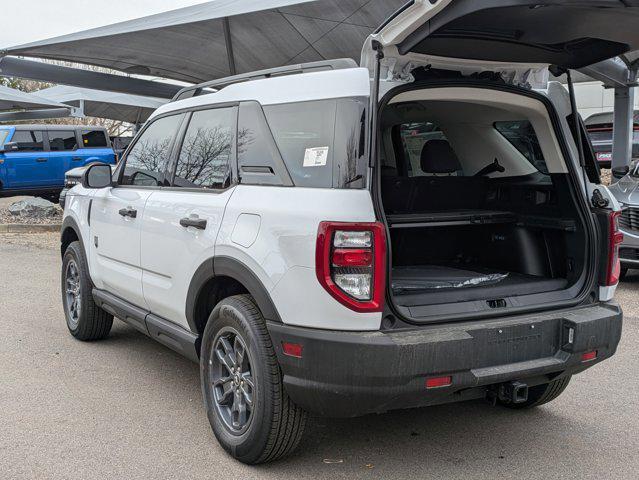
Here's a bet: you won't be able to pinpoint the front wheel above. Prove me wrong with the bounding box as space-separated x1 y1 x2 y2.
61 241 113 340
200 295 307 464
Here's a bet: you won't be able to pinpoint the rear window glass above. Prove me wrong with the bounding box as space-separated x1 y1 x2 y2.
263 98 367 188
49 131 78 151
11 130 45 151
494 121 548 174
82 129 108 148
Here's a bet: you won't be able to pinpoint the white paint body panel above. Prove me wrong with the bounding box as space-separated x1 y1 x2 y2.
217 185 383 331
89 187 153 308
139 188 235 329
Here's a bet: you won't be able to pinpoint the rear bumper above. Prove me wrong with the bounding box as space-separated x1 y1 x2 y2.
268 303 622 417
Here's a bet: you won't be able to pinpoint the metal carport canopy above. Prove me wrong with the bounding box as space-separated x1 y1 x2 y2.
1 0 407 84
35 86 166 124
0 84 69 111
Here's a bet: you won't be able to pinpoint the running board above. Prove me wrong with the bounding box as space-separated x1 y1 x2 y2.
92 289 199 362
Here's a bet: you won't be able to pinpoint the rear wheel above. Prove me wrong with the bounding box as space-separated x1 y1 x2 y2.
499 376 571 409
620 267 629 281
200 294 307 464
61 241 113 340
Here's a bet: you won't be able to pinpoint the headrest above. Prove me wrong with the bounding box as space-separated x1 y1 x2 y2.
420 139 462 174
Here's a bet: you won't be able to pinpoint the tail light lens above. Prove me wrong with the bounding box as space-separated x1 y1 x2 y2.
605 211 624 286
316 222 386 312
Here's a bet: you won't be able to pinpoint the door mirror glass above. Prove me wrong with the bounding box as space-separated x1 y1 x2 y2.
1 141 19 153
82 163 113 189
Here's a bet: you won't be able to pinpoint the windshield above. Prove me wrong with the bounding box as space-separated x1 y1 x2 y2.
0 130 10 148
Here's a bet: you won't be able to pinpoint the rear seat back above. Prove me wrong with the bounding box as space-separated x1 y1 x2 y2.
381 139 487 214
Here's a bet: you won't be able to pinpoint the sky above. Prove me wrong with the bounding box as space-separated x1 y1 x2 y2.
0 0 209 47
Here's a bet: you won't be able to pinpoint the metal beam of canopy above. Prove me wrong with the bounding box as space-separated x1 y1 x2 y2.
35 85 166 124
0 84 69 111
0 107 72 122
1 0 407 84
0 57 182 99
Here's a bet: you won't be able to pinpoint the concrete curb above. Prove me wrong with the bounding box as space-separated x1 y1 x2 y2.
0 224 61 233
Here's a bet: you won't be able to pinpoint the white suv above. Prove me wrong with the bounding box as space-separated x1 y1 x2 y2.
60 2 635 464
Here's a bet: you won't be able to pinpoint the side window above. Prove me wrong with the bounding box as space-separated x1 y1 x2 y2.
263 99 337 188
494 121 548 174
263 98 368 188
49 130 78 151
121 113 185 187
172 107 236 189
81 129 108 148
398 123 448 177
11 130 44 151
237 101 291 186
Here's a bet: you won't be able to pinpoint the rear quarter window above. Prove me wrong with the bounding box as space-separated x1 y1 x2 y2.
494 121 548 174
263 97 367 188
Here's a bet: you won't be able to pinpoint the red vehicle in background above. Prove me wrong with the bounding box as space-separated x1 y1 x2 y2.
585 111 639 168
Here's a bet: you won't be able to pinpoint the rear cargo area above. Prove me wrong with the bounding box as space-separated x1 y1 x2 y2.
379 86 588 319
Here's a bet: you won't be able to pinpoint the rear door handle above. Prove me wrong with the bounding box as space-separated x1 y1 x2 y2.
36 157 47 163
180 217 207 230
72 156 82 161
118 207 137 218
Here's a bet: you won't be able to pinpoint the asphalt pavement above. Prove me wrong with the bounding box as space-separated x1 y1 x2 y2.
1 233 638 479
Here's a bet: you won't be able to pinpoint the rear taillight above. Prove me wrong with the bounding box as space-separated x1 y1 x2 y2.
316 222 386 312
605 211 624 286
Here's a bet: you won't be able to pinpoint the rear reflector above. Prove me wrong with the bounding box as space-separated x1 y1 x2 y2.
332 248 373 267
581 350 597 362
282 342 303 358
426 376 452 389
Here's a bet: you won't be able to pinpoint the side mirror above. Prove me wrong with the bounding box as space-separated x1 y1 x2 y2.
82 163 113 189
0 142 19 153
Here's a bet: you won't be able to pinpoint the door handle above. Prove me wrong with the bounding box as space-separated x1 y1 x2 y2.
180 217 207 230
72 156 82 161
118 207 137 218
36 157 47 163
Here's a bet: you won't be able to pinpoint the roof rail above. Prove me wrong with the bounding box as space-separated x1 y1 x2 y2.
171 58 359 102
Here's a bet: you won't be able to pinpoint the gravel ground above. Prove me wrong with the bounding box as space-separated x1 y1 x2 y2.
1 234 638 480
0 196 63 225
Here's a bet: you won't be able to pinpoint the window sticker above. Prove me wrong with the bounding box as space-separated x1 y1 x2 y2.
303 146 329 167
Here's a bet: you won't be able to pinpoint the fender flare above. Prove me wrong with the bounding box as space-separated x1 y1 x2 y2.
60 215 86 258
185 256 282 333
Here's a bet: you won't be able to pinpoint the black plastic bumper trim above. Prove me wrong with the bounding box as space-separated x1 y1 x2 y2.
267 302 622 417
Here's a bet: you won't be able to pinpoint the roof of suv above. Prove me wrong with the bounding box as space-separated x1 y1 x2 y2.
151 67 371 120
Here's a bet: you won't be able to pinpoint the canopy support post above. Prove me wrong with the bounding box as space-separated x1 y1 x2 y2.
223 17 237 76
611 65 638 180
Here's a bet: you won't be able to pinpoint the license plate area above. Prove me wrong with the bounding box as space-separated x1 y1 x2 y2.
471 319 561 367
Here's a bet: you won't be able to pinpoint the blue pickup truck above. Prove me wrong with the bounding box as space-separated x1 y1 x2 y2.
0 125 116 201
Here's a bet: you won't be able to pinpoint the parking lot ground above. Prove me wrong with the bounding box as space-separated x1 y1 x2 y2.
1 233 638 480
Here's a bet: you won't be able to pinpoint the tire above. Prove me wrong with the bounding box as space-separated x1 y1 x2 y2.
200 294 307 464
620 267 629 281
61 241 113 340
499 376 571 409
